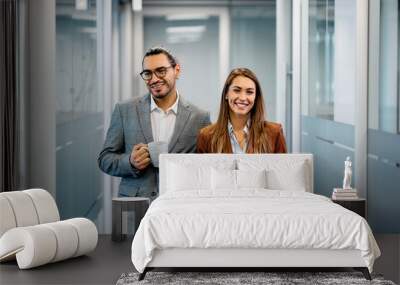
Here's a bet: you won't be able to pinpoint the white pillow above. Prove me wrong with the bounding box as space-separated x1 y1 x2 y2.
238 158 310 192
236 169 267 189
211 169 267 190
211 168 236 190
167 162 211 191
265 162 307 191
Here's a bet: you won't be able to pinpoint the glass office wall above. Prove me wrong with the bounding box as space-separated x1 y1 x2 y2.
367 0 400 233
301 0 356 197
142 1 277 122
230 3 277 121
55 1 104 225
143 13 221 120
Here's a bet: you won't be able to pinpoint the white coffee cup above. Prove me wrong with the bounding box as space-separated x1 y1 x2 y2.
148 141 168 168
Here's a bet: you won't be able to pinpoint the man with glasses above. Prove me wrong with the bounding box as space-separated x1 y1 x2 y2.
98 47 210 198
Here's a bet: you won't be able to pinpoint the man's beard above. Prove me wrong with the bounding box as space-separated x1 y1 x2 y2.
149 80 173 99
151 90 169 98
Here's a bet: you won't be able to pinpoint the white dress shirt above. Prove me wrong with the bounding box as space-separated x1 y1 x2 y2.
150 92 179 145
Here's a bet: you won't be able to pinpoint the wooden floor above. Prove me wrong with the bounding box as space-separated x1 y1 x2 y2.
0 234 398 285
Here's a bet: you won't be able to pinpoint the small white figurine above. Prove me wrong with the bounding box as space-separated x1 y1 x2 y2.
343 156 352 189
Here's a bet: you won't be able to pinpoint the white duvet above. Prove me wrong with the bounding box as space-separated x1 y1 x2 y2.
131 190 380 273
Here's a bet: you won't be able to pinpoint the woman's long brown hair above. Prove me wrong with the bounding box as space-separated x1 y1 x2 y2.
209 68 271 153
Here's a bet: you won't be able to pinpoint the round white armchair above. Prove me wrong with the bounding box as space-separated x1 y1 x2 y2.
0 189 98 269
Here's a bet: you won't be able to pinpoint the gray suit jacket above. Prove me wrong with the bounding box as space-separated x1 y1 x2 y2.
98 94 211 197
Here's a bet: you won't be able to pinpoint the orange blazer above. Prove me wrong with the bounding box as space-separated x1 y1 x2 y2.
196 121 287 153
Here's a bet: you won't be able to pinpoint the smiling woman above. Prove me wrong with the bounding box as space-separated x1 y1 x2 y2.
197 68 287 154
227 76 256 117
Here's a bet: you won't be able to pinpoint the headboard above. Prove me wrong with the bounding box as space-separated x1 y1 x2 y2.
159 154 314 195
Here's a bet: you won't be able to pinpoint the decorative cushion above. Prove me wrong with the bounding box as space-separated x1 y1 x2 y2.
236 169 267 189
265 162 308 191
211 168 236 190
238 159 310 192
167 162 211 191
161 155 236 194
211 169 267 190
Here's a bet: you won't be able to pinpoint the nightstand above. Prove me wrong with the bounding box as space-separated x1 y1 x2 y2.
112 197 150 242
332 198 366 218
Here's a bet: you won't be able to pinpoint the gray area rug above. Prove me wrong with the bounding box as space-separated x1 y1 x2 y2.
116 271 396 285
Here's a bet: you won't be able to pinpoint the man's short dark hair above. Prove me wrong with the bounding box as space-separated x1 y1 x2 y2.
142 47 177 67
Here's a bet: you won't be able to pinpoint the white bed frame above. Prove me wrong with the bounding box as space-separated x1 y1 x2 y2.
148 248 365 268
140 154 370 280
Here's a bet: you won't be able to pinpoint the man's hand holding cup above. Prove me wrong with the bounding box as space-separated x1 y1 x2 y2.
130 143 150 170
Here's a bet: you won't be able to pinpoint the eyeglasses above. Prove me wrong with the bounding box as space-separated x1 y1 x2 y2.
140 65 173 81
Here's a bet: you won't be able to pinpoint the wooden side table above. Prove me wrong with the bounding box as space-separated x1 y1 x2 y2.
112 197 150 242
332 198 366 218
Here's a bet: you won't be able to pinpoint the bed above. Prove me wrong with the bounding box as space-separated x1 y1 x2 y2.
131 154 380 280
